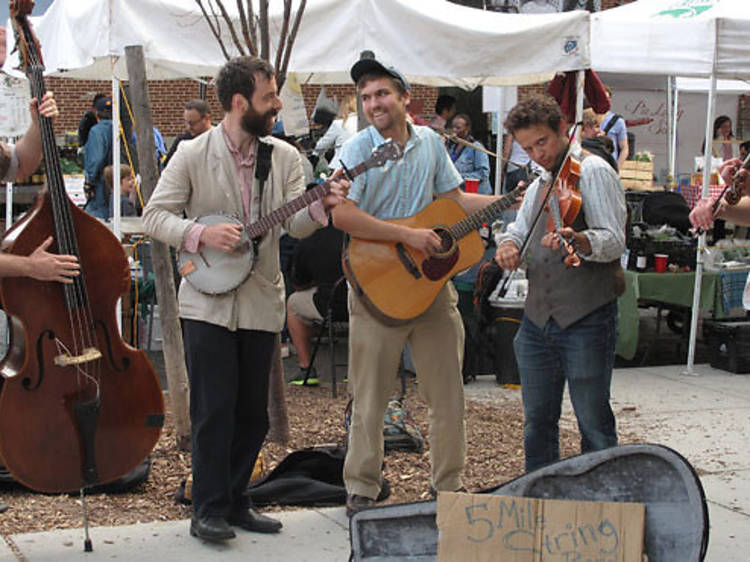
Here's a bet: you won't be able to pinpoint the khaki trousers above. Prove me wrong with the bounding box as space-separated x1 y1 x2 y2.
343 284 466 499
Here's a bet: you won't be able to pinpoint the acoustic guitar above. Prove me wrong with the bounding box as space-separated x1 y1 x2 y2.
343 186 523 324
177 139 403 294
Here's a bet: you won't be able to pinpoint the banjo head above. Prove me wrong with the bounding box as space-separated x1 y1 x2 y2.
177 214 254 295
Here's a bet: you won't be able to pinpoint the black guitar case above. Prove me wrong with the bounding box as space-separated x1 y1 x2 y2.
350 443 708 561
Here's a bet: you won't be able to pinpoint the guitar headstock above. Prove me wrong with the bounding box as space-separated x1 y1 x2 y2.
10 0 44 76
367 139 405 168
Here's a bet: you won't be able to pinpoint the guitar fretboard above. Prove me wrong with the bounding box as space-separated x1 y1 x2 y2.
448 187 523 241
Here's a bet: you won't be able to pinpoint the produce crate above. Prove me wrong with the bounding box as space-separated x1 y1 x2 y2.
703 318 750 374
620 160 657 191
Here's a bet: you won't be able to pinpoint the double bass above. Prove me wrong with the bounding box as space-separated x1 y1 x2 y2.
0 1 164 494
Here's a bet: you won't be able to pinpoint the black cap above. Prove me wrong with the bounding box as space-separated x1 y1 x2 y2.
350 58 411 92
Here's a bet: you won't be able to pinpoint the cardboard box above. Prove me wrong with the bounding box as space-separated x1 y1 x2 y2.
437 493 645 562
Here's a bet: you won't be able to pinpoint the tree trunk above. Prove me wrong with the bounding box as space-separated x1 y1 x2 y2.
124 45 191 451
266 334 290 444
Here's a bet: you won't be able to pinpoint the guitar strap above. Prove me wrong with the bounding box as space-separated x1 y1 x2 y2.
251 141 274 256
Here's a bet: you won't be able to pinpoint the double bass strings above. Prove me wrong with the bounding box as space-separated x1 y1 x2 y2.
26 53 101 397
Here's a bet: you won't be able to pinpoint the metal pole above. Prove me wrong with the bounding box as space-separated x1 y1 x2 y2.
495 88 505 195
684 72 718 376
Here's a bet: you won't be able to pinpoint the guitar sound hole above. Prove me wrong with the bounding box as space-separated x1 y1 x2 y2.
434 228 454 256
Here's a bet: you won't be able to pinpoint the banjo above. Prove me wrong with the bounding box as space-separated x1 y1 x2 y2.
177 139 404 294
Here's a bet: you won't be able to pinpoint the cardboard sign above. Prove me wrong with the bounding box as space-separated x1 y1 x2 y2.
437 493 644 562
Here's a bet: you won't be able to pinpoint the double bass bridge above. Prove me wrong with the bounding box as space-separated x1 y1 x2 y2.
53 347 102 367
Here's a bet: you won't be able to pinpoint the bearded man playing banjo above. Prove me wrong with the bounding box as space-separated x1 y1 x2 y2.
143 56 349 543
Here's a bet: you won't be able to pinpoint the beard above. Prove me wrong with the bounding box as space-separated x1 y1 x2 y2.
241 105 277 137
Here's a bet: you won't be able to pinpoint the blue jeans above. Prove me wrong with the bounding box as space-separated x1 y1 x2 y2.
513 301 618 472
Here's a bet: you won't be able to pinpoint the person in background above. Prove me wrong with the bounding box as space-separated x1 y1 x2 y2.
103 164 139 217
600 85 629 169
446 113 491 195
83 96 114 219
701 115 735 242
332 58 501 517
580 108 618 171
429 94 457 132
286 219 345 386
142 56 348 543
77 93 107 158
0 91 80 286
739 140 750 163
312 94 358 172
495 95 625 473
164 99 213 166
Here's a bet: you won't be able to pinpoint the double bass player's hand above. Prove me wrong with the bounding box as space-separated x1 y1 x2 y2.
27 237 80 283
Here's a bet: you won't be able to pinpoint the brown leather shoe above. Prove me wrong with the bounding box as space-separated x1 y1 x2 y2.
346 494 375 518
227 508 282 533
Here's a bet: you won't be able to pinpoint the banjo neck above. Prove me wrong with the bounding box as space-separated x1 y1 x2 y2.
244 148 391 240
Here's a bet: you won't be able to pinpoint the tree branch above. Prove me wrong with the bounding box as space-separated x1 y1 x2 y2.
274 0 291 83
236 0 257 56
195 0 232 61
247 0 258 55
278 0 306 89
213 0 247 57
259 0 269 61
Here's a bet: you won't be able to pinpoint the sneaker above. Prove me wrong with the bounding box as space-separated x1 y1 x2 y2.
289 366 319 387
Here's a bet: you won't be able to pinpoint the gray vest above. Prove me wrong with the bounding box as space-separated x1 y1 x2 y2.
524 209 620 331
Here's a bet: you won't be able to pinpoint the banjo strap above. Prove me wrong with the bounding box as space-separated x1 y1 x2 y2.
251 141 274 256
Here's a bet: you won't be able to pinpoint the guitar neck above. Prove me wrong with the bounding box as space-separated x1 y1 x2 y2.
449 189 520 241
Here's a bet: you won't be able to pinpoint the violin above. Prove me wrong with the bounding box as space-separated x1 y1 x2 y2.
1 0 164 495
693 151 750 236
544 152 583 268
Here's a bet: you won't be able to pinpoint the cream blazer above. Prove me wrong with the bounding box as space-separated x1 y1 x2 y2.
142 126 319 331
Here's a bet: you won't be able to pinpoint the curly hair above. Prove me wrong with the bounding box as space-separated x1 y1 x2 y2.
216 56 275 111
504 95 564 135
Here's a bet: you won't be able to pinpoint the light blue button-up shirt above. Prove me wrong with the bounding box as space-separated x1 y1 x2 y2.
339 123 462 220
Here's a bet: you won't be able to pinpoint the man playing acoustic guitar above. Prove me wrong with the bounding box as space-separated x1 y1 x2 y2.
143 56 348 542
495 95 626 473
332 58 503 516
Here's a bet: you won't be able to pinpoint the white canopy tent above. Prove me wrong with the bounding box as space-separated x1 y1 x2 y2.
591 0 750 375
4 0 591 87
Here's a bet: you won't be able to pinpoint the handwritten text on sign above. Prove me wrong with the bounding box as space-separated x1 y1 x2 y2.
437 493 644 562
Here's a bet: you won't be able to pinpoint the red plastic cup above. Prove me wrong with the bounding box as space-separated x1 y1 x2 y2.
654 254 668 273
464 178 479 193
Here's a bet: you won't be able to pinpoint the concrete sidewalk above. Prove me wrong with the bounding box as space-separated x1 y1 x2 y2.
2 363 748 561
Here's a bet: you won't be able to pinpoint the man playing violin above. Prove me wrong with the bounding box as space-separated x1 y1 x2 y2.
495 95 626 473
690 157 750 231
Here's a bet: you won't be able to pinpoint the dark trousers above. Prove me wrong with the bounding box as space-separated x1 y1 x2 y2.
182 319 275 519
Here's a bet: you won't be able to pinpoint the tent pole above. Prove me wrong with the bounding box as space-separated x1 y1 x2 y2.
684 72 718 377
666 76 675 189
111 66 121 238
495 87 505 195
574 70 584 146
